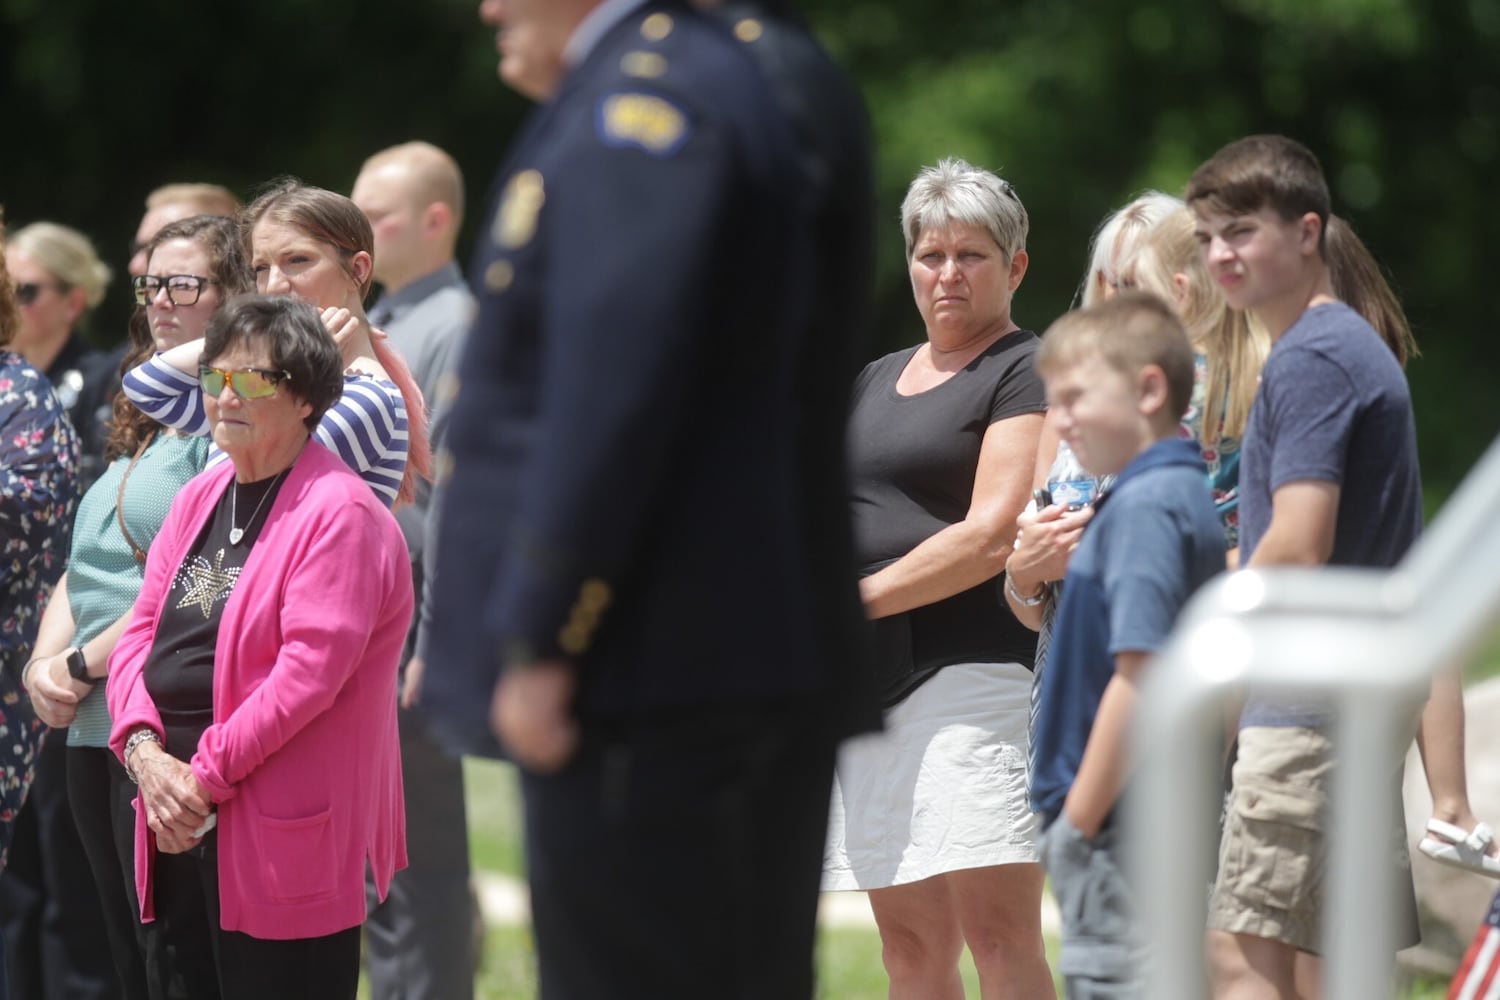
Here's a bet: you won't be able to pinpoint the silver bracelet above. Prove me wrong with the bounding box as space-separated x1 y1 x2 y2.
123 729 163 784
1006 575 1047 608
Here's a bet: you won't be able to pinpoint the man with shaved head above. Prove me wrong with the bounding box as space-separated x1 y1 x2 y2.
127 182 240 277
351 140 476 1000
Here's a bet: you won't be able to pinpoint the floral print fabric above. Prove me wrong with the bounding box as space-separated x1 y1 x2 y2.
0 350 80 870
1179 351 1242 550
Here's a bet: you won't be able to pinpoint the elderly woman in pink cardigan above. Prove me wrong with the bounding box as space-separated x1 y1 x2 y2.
108 295 412 1000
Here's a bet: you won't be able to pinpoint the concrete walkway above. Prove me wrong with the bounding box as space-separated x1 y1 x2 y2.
475 871 1062 933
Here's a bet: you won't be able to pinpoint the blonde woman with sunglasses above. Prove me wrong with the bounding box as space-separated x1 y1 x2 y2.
5 221 116 489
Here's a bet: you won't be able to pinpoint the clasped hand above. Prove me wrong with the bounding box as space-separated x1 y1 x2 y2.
1008 502 1095 589
134 743 213 855
25 653 92 729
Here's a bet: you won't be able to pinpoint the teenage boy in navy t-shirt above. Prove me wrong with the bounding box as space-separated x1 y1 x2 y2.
1187 134 1428 997
1030 293 1225 998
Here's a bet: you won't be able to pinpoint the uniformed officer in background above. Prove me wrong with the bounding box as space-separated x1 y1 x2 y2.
422 0 879 995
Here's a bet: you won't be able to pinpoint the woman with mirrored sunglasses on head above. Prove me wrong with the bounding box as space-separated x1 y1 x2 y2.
0 211 80 1000
121 179 429 509
5 221 117 489
108 295 411 1000
22 213 249 1000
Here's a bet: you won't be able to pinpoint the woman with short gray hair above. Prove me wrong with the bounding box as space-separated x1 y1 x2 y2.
824 159 1055 998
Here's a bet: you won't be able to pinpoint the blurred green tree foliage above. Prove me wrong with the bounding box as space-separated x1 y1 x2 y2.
2 0 1495 500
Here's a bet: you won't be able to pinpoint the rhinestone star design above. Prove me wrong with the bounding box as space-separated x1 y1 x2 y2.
174 548 241 619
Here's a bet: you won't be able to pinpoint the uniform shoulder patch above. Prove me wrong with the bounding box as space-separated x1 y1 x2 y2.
597 92 691 157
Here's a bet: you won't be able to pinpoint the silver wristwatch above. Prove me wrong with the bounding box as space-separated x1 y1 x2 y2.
123 729 163 783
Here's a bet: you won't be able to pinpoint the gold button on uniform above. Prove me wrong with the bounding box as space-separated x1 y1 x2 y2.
621 51 668 78
579 579 613 613
558 624 589 656
556 580 614 657
734 19 763 43
494 170 545 250
640 12 673 41
484 260 514 292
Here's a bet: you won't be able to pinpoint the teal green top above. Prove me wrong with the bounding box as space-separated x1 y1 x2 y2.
66 433 209 747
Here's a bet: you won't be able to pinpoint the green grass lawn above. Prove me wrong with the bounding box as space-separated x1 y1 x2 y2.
448 757 1002 996
407 733 1484 999
456 924 1448 1000
463 923 990 999
462 757 525 877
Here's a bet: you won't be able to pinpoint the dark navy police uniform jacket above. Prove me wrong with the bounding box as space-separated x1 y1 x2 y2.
424 0 879 756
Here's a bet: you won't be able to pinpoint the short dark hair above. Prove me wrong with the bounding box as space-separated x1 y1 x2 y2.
1036 292 1196 423
202 295 344 430
1185 134 1330 244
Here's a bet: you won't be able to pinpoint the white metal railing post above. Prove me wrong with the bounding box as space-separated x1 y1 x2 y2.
1132 430 1500 999
1325 690 1410 999
1131 641 1222 999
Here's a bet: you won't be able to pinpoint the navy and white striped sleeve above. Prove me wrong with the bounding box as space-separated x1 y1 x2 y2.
120 355 211 436
312 374 409 508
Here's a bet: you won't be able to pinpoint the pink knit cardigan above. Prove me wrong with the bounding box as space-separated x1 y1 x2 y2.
108 441 411 940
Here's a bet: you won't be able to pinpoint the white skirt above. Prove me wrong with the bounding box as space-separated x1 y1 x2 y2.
822 661 1038 891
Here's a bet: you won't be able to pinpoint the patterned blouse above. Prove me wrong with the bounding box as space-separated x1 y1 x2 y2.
1179 350 1242 550
0 350 80 870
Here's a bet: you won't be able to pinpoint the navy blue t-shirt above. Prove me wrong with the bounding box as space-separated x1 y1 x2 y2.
1029 438 1225 825
1238 302 1423 728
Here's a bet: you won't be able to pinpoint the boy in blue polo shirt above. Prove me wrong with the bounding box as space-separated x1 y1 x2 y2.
1029 292 1225 998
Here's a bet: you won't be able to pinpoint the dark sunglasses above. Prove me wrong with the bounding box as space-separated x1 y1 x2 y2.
13 281 63 306
198 366 293 400
133 274 215 307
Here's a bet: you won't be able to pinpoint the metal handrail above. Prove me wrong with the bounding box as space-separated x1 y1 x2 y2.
1132 430 1500 999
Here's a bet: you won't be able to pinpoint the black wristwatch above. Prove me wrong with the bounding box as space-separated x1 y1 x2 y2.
66 647 98 685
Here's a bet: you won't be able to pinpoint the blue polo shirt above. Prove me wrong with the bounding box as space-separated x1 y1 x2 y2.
1030 438 1225 826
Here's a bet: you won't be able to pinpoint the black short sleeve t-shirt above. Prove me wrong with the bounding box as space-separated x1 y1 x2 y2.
847 329 1047 696
143 471 288 763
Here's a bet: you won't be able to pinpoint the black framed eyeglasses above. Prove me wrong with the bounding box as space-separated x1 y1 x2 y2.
14 281 63 306
133 274 216 307
198 366 293 400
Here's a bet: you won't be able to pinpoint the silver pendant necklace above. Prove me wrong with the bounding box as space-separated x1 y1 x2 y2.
229 469 288 546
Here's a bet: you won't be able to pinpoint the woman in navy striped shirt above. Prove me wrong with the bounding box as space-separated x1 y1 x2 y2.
123 180 430 509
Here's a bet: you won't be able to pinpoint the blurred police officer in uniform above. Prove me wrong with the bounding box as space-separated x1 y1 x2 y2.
423 0 878 995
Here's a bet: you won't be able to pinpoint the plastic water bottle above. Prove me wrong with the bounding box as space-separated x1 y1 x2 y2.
1046 440 1102 509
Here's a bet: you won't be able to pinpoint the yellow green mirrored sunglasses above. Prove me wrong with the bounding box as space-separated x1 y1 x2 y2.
198 366 293 400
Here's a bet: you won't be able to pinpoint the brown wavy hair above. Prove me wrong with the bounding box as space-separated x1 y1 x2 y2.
105 214 252 461
0 208 18 349
1326 215 1419 368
